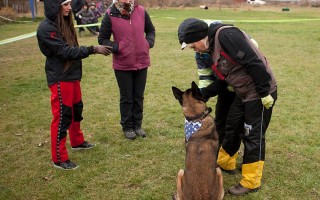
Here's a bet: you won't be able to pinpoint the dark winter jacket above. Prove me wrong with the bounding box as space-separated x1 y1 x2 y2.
98 3 155 71
37 0 95 86
76 8 96 24
90 8 102 23
207 25 277 102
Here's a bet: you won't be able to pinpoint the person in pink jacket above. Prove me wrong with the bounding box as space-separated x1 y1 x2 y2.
98 0 155 140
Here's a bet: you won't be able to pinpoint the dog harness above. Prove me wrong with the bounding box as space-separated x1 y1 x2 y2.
184 107 212 141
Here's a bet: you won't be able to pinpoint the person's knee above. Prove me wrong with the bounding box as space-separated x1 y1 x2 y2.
73 101 83 122
60 105 73 132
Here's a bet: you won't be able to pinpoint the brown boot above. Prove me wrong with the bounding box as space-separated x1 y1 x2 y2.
228 183 259 196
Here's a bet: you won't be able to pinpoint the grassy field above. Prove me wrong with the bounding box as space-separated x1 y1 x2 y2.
1 5 320 200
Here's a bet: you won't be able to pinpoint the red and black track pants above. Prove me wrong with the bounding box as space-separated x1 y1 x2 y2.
49 81 85 163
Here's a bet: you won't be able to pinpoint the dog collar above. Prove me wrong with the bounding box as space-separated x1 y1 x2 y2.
184 119 202 141
184 107 212 121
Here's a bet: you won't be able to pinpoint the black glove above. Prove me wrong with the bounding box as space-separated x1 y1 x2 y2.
201 80 228 99
94 45 112 56
199 88 210 102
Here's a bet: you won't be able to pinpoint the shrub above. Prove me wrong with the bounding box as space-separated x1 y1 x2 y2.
0 7 18 25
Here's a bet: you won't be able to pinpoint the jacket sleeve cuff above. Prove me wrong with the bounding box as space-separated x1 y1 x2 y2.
87 46 95 54
112 43 119 54
260 92 270 98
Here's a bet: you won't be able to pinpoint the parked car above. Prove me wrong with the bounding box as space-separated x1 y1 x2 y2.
247 0 266 5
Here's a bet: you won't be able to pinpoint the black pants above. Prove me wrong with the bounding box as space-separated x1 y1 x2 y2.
222 89 277 164
214 89 240 147
114 68 148 132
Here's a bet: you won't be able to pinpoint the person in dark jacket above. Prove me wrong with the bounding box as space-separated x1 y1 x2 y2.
76 2 99 35
98 0 155 140
178 19 241 149
72 0 85 34
179 18 277 196
88 2 102 32
89 2 102 23
37 0 112 170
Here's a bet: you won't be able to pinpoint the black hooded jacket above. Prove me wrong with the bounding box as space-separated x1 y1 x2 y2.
37 0 95 86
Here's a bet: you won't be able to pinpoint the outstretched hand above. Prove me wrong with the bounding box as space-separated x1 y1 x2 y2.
94 45 113 56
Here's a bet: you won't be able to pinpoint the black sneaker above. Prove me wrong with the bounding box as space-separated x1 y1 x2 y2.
53 160 78 170
71 141 95 150
124 130 137 140
134 128 146 138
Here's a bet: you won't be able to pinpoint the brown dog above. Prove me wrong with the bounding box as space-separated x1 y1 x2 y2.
172 82 224 200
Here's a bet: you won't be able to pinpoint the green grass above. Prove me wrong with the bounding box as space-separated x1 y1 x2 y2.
1 6 320 200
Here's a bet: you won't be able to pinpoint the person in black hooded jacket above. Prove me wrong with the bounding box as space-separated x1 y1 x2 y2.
37 0 112 170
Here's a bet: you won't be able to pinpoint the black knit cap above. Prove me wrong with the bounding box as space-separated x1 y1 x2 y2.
177 18 190 49
180 18 208 44
178 19 188 45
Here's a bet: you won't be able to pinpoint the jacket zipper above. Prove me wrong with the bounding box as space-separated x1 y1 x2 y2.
129 17 138 69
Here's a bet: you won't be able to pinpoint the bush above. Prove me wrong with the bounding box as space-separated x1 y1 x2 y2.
0 7 18 25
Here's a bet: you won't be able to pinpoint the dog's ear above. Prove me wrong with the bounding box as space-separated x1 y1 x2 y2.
191 81 203 101
172 86 183 106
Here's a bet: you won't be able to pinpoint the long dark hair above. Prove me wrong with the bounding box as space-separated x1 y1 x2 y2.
56 6 79 72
